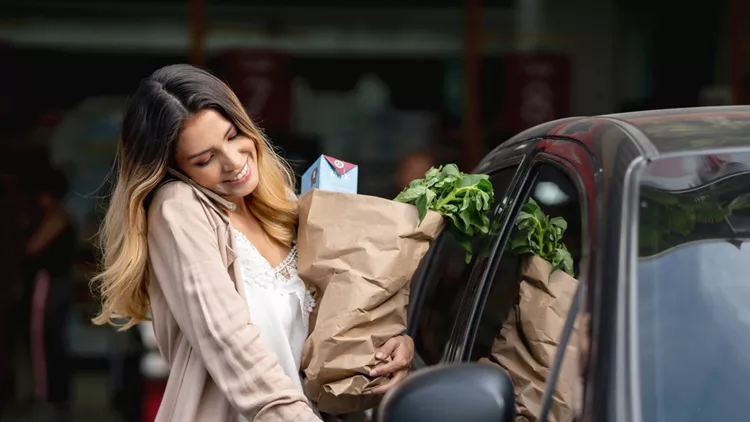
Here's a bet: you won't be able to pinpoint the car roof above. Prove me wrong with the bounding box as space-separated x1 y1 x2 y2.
602 106 750 155
491 106 750 159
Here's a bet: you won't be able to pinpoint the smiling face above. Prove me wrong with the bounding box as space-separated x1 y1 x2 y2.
173 109 259 201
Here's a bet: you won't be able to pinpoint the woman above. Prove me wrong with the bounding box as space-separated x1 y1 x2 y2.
91 64 414 422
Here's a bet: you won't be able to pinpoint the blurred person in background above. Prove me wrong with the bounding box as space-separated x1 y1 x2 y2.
393 149 436 197
23 165 77 421
391 110 468 198
0 166 25 416
90 64 414 422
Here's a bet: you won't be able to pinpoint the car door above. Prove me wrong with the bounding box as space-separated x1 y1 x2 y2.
407 138 538 370
455 138 598 421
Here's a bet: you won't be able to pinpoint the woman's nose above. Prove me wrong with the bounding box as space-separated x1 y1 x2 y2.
223 148 245 171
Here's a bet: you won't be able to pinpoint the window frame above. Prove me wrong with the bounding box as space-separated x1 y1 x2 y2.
457 145 595 419
439 144 540 364
408 146 536 369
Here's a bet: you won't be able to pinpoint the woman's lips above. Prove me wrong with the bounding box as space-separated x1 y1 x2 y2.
227 162 250 185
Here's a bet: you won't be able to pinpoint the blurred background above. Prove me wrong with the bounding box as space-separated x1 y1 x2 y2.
0 0 745 421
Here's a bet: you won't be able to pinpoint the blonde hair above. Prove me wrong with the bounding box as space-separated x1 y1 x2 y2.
91 64 297 329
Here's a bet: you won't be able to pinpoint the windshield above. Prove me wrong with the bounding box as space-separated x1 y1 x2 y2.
636 152 750 422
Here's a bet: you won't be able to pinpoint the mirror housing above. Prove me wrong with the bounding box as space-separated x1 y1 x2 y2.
377 363 515 422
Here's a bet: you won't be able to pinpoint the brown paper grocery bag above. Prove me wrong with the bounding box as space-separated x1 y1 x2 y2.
297 189 444 415
482 255 579 422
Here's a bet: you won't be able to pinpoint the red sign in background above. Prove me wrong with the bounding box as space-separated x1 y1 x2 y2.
216 50 292 132
500 52 571 133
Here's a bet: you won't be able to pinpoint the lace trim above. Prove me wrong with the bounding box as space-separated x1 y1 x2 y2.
232 229 315 325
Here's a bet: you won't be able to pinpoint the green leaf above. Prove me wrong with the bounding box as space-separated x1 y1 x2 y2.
510 236 528 251
562 252 574 275
395 185 428 204
425 189 437 208
534 207 546 225
442 164 461 178
481 192 491 211
475 195 483 211
516 211 535 224
549 216 567 232
442 175 458 185
513 246 534 255
442 203 459 214
549 246 574 275
415 194 428 223
476 178 493 193
409 178 425 188
446 213 462 231
459 174 485 188
551 251 564 268
458 210 474 235
522 199 540 215
461 195 472 211
478 215 490 234
425 167 440 180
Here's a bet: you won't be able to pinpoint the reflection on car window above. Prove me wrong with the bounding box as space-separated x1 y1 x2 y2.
413 167 516 365
471 164 583 360
470 163 583 422
637 154 750 422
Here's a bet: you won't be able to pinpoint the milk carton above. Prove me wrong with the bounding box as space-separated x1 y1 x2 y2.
300 155 358 195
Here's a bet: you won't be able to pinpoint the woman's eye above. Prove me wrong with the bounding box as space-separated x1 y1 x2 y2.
196 156 213 167
228 131 239 141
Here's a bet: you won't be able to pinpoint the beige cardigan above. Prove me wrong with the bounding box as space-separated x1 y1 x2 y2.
146 172 321 422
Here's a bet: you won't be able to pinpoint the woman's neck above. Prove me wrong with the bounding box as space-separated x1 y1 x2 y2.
229 197 253 219
228 199 270 242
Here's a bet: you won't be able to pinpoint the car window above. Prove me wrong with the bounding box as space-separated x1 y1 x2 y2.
636 153 750 422
412 166 518 366
469 162 584 422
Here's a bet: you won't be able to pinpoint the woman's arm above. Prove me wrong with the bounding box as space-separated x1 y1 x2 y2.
148 185 320 421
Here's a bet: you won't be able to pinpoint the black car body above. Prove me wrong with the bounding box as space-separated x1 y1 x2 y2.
380 106 750 422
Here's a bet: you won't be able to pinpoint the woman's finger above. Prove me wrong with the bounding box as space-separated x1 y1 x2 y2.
374 337 400 361
371 358 396 375
370 355 409 377
368 370 408 395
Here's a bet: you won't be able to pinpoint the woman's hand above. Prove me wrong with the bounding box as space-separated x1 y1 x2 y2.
367 334 415 395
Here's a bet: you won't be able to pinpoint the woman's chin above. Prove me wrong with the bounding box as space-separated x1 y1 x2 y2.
223 178 257 199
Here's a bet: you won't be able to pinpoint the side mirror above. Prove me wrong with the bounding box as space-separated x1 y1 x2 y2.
377 363 515 422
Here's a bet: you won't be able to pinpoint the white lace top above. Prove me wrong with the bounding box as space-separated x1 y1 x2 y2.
233 229 316 421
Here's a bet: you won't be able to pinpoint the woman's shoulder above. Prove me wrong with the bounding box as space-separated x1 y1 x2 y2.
150 180 205 215
149 180 223 229
151 179 199 205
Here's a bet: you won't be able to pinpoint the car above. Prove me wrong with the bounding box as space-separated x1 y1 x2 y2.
376 106 750 422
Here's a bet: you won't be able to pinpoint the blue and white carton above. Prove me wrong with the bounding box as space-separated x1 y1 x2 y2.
300 155 358 195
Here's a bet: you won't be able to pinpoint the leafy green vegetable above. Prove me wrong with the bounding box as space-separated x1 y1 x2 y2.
509 198 574 275
394 164 494 263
